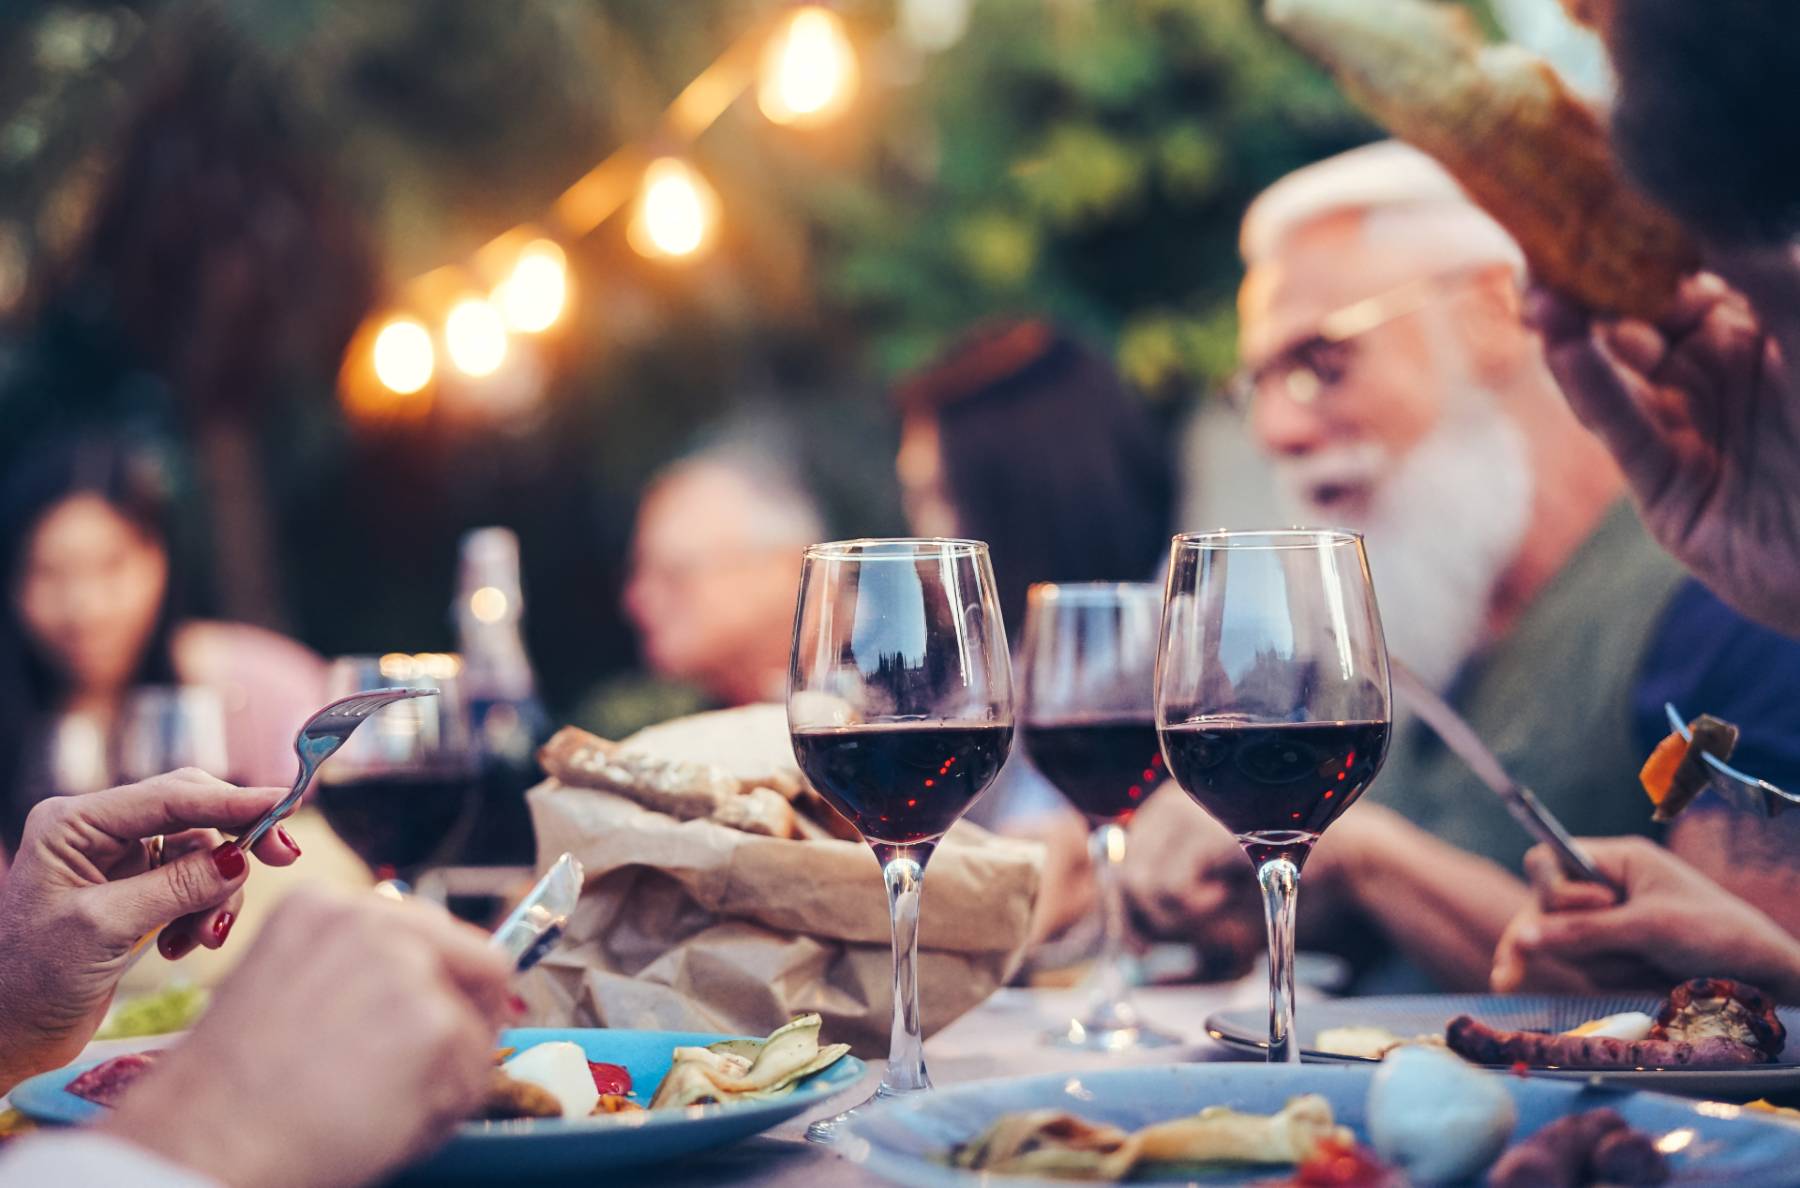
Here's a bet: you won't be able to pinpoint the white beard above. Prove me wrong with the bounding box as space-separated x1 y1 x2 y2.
1273 394 1534 691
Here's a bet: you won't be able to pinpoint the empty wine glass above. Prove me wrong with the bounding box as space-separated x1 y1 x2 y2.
788 539 1014 1143
1155 531 1390 1063
1020 582 1178 1051
315 654 479 889
117 686 231 784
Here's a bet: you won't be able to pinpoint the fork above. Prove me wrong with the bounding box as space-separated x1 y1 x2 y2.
1664 703 1799 819
236 688 438 852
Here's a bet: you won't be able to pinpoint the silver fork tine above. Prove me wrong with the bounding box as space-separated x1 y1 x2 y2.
236 687 437 852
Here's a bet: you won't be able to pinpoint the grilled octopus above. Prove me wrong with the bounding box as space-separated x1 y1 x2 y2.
1449 978 1785 1068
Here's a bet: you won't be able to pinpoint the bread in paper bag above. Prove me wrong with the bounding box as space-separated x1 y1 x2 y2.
519 707 1042 1057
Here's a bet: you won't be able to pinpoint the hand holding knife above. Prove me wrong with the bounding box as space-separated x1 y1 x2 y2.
1388 658 1622 898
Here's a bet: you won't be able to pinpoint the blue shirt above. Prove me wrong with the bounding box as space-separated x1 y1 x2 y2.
1632 579 1800 798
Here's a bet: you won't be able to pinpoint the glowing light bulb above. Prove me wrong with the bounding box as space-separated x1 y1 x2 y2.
494 240 568 333
469 585 509 624
628 157 718 260
759 6 858 126
371 318 434 395
444 298 508 377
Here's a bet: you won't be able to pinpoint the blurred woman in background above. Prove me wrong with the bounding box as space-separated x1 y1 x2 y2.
894 319 1177 634
0 436 324 857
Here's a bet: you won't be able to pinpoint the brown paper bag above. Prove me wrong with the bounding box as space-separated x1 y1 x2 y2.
518 780 1042 1058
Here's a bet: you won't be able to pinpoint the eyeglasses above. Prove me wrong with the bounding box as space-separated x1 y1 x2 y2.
1225 270 1487 414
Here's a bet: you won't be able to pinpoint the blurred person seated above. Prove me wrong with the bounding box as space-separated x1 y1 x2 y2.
894 320 1177 944
622 446 824 710
0 771 508 1186
1527 0 1800 638
1490 836 1800 1001
1124 143 1800 992
0 438 325 858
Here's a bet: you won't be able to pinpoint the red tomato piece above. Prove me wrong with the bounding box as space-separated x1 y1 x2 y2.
588 1061 632 1096
1294 1137 1395 1187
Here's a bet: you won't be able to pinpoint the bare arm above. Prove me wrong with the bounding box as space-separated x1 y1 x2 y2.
1322 805 1531 991
1669 809 1800 942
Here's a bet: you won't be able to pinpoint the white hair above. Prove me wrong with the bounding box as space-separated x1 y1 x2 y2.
655 445 827 550
1241 141 1525 282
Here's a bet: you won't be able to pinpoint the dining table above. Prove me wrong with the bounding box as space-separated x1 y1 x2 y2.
1 978 1279 1187
468 978 1274 1187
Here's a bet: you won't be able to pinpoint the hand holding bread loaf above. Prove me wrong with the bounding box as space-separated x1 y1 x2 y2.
1265 0 1698 318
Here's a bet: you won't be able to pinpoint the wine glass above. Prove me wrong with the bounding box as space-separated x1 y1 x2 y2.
1155 530 1390 1063
1020 582 1179 1051
788 538 1014 1143
117 686 232 784
315 654 480 889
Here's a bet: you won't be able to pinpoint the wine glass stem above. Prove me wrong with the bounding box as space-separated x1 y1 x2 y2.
1255 857 1302 1064
1086 822 1133 1024
875 843 934 1094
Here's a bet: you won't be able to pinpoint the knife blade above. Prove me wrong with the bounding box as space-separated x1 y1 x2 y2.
1388 658 1620 896
489 852 583 972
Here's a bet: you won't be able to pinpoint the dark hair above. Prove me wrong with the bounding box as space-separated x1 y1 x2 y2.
0 438 182 849
897 321 1176 633
1607 1 1800 245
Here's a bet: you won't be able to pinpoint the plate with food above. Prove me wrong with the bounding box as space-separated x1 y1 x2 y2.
1207 979 1800 1096
842 1052 1800 1186
10 1016 864 1176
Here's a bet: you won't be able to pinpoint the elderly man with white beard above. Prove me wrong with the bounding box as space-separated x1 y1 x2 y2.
1123 142 1800 993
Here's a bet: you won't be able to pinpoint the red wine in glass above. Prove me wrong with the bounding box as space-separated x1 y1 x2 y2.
791 722 1012 845
315 771 478 879
1159 719 1389 864
1021 717 1162 825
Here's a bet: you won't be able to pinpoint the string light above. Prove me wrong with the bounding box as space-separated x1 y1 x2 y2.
493 239 568 333
340 10 866 414
759 6 858 126
371 318 434 395
628 157 719 260
444 298 508 377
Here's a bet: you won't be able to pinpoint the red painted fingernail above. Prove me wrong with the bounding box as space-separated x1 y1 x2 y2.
276 826 301 856
509 994 528 1016
212 911 236 944
158 929 196 960
211 842 246 880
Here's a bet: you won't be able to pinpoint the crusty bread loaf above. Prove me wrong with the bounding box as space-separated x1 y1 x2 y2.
619 704 805 800
1267 0 1698 319
538 723 801 839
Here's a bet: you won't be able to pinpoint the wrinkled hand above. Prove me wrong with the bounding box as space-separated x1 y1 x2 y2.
0 771 301 1087
1491 836 1800 999
1120 785 1263 976
1530 269 1800 637
104 889 514 1188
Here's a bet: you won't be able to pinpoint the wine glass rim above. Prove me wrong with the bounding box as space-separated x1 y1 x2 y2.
803 536 990 559
1171 528 1363 551
1027 580 1161 604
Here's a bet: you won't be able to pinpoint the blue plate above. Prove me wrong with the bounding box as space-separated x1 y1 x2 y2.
1206 994 1800 1097
11 1027 864 1178
841 1063 1800 1186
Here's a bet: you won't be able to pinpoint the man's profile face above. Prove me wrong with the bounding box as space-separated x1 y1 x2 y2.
622 466 800 691
1239 214 1449 520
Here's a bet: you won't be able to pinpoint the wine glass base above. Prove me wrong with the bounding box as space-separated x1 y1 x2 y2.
1043 1018 1181 1052
804 1082 923 1144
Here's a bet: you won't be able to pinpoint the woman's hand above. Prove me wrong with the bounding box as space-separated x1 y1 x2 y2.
0 770 301 1088
103 889 514 1188
1491 836 1800 999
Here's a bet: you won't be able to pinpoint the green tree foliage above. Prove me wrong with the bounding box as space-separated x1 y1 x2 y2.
817 0 1375 400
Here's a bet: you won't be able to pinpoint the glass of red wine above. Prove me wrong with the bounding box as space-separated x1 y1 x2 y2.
315 654 480 889
788 538 1013 1143
1155 531 1390 1063
1020 582 1179 1051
